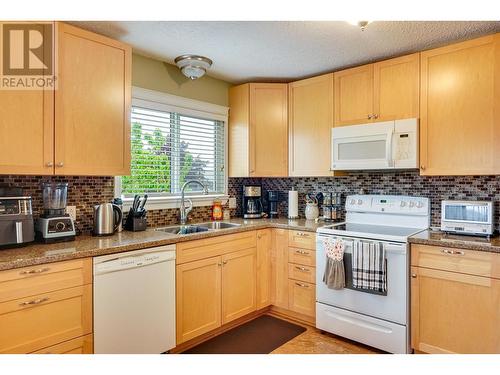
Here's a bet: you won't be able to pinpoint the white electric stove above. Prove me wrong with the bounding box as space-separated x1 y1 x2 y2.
316 194 430 354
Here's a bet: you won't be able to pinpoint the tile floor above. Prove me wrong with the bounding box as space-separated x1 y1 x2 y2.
271 325 383 354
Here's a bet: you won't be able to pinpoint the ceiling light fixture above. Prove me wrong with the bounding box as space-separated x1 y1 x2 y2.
174 54 213 80
347 21 372 31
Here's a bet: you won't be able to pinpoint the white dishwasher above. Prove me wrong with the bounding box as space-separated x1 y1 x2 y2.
93 245 176 354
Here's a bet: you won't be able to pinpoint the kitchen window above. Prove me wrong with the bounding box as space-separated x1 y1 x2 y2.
116 87 229 209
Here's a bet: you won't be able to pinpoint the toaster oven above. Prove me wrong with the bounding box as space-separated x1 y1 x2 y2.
441 200 494 236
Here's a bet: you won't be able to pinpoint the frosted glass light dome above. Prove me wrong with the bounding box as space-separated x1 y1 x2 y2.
174 55 213 80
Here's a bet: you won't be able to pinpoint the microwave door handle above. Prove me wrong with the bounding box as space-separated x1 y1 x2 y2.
386 128 394 167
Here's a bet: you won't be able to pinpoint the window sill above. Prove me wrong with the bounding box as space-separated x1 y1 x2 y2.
122 194 229 211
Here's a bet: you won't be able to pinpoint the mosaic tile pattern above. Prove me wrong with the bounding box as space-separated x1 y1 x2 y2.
228 172 500 230
0 175 114 235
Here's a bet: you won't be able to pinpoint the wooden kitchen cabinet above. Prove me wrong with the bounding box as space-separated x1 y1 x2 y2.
229 83 288 177
32 334 93 354
222 248 257 324
420 34 500 175
288 280 316 317
334 53 419 126
256 229 272 309
175 232 258 344
176 256 222 344
288 74 336 177
55 22 131 175
0 258 93 354
271 228 290 309
0 89 54 175
334 65 373 126
411 244 500 353
0 22 131 176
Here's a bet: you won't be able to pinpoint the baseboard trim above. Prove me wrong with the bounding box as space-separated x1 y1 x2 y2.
269 306 316 326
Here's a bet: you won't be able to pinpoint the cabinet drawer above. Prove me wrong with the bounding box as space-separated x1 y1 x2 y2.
288 280 315 317
288 247 316 266
31 334 93 354
0 259 92 303
411 244 500 279
288 230 316 250
177 231 257 264
0 284 92 353
288 263 316 284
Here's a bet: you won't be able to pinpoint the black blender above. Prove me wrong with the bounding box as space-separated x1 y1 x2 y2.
35 182 76 243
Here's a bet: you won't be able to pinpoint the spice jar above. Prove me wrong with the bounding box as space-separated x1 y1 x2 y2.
211 199 223 221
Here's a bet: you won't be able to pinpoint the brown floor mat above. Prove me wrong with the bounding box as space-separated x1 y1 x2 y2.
183 315 307 354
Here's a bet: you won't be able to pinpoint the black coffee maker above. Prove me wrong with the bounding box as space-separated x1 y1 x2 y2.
267 190 280 218
242 185 264 219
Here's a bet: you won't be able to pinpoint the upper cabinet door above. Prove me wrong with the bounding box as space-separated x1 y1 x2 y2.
0 22 54 175
373 53 419 122
289 73 334 176
249 83 288 177
420 34 500 175
334 65 373 126
228 84 250 177
54 23 131 176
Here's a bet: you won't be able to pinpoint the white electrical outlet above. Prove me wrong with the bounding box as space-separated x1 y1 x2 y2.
228 197 237 209
66 206 77 221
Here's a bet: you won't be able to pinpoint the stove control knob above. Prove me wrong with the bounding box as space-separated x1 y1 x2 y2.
416 201 424 208
350 199 356 205
56 222 66 231
409 201 415 208
400 201 406 207
357 199 363 205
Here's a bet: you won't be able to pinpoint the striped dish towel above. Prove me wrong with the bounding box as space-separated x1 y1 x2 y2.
351 240 387 293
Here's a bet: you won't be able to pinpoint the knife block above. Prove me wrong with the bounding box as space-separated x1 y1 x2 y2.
124 212 147 232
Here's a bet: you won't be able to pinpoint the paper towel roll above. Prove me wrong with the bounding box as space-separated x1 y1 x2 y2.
288 189 299 219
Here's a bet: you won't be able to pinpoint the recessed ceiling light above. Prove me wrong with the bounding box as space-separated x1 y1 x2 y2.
174 55 213 80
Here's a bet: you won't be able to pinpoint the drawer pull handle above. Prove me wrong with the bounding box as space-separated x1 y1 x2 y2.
19 297 49 307
295 250 309 255
296 232 310 237
295 282 309 288
295 266 309 272
441 249 465 256
20 267 50 275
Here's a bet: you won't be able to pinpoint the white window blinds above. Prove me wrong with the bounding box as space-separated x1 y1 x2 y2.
121 106 225 196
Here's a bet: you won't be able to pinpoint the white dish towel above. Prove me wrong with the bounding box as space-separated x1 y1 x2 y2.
351 240 387 293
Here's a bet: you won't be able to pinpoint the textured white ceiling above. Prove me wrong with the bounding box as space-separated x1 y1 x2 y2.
71 21 500 83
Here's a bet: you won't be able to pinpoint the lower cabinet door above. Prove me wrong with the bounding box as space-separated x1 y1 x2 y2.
288 280 316 317
176 256 222 344
256 229 272 309
411 266 500 354
0 285 92 354
32 334 93 354
222 248 257 324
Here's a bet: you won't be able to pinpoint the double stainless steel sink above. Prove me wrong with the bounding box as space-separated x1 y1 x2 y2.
155 221 241 235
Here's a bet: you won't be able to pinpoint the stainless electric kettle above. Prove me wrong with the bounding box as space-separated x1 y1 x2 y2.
93 203 123 236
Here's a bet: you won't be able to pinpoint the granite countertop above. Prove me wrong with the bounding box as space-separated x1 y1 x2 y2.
0 218 332 271
409 229 500 254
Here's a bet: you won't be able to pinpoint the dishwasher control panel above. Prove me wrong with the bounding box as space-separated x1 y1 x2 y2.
93 246 176 275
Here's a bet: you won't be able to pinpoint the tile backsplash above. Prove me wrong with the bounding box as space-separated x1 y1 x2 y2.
4 171 500 235
0 175 114 235
228 171 500 231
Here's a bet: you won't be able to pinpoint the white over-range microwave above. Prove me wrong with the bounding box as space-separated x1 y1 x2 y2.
331 118 418 171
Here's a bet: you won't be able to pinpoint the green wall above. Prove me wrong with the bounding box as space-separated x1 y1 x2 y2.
132 53 231 106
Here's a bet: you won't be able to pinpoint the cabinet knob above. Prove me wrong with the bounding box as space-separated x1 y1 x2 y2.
56 162 64 167
373 114 379 119
411 274 417 278
257 234 261 239
367 114 372 119
46 162 53 167
420 165 426 171
222 260 228 265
